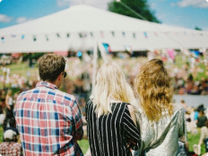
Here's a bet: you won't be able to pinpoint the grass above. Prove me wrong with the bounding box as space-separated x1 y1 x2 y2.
173 54 207 81
4 62 38 78
187 129 206 154
78 139 89 154
0 125 207 155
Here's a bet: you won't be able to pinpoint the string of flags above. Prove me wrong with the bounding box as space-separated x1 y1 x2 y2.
102 43 112 54
102 43 134 55
1 31 146 43
1 31 206 43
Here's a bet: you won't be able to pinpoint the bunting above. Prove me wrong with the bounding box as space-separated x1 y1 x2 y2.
33 36 36 41
124 45 133 55
1 37 4 43
67 33 70 38
46 35 49 41
144 32 148 38
102 43 112 53
133 33 136 38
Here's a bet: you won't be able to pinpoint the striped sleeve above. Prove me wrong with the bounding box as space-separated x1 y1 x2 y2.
123 105 141 149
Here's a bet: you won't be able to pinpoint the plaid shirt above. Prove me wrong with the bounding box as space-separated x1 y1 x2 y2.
14 81 84 156
0 142 22 156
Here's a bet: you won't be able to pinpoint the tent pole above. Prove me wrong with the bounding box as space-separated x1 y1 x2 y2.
92 41 98 97
99 42 108 63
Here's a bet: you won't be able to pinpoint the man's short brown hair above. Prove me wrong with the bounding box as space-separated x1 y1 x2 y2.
38 54 66 81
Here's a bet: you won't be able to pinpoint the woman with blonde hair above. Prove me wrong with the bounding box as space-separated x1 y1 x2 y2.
134 59 187 156
86 62 140 156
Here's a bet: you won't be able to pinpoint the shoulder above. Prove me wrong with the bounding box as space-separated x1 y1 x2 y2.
58 91 78 107
127 104 135 114
16 89 33 100
113 102 128 109
13 142 22 146
59 90 76 101
86 99 93 105
86 99 93 108
173 103 184 113
118 102 134 116
12 142 22 149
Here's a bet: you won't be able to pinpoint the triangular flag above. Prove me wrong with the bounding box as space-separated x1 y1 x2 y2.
102 43 112 53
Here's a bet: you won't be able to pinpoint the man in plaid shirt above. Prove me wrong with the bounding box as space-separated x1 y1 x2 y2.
14 54 84 156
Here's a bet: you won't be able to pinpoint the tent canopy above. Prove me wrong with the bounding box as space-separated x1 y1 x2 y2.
0 5 208 53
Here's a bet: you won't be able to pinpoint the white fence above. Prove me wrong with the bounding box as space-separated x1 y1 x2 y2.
173 95 208 108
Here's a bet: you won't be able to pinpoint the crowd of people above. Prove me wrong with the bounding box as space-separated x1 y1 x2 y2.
0 52 207 155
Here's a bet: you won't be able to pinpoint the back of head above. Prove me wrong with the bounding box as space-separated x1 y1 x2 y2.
181 100 185 104
4 129 17 142
38 54 66 82
197 104 205 112
134 59 173 121
7 89 12 96
93 62 136 116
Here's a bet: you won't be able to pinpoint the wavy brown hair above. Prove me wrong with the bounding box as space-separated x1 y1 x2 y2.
134 59 173 122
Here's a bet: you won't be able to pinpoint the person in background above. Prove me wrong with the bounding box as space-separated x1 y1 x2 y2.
3 116 20 142
134 59 187 156
196 106 207 128
86 62 140 156
0 97 5 125
14 54 84 156
187 107 198 134
0 129 22 156
5 89 13 119
180 99 189 112
189 107 198 123
198 120 208 153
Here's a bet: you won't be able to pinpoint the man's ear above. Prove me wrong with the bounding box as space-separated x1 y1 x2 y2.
57 72 62 81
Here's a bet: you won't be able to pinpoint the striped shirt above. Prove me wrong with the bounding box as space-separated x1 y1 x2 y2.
86 100 140 156
14 81 83 156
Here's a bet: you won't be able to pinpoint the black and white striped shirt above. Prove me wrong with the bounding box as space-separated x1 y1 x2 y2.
86 100 140 156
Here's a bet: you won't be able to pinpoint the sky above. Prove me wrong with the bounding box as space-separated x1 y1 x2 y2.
0 0 208 31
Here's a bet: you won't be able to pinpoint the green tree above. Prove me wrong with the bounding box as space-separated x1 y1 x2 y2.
108 0 160 23
194 26 202 31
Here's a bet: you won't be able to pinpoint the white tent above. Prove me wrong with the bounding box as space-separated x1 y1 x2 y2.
0 4 208 53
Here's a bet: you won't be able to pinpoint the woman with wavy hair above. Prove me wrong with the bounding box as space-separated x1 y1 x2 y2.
86 62 140 156
133 59 187 156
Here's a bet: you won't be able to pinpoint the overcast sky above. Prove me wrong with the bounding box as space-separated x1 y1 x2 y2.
0 0 208 31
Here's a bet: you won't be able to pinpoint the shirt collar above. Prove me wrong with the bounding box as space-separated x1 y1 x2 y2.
36 81 58 90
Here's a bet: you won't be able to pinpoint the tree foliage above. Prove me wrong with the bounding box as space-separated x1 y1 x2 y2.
194 26 202 31
108 0 160 23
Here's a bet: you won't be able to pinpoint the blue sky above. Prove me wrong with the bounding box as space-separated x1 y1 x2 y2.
0 0 208 31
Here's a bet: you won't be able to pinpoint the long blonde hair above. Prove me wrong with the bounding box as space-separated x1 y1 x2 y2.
134 59 173 122
93 62 136 116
